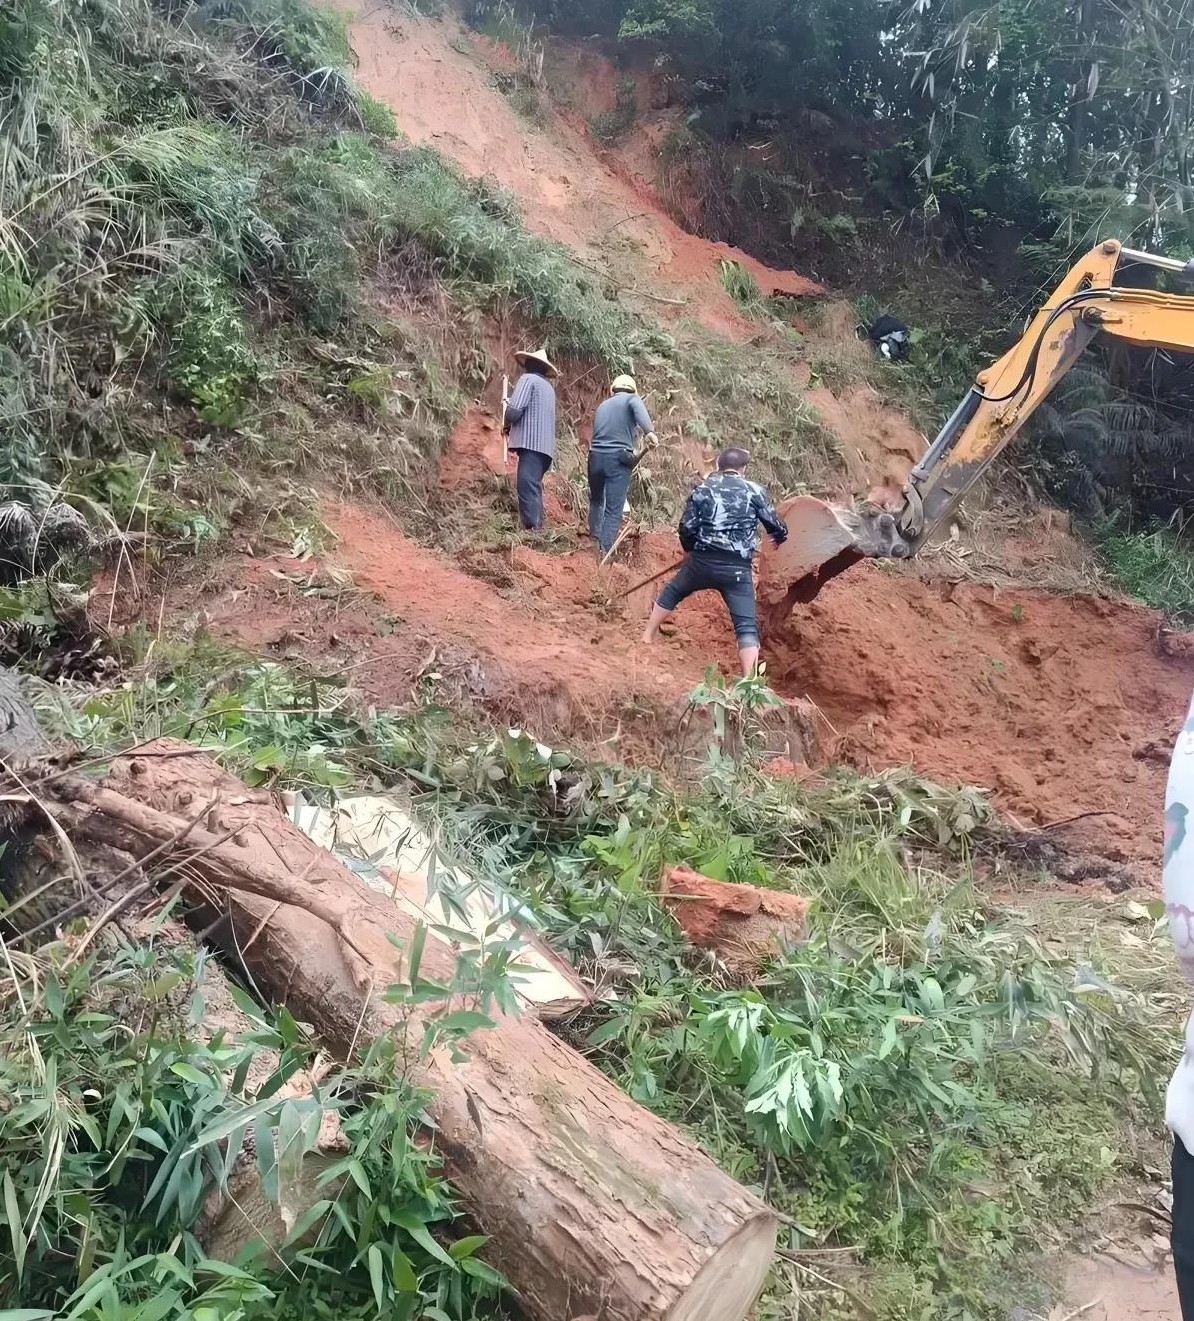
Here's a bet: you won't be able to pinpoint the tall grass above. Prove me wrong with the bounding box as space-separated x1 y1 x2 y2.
1099 518 1194 621
0 0 637 519
0 0 843 576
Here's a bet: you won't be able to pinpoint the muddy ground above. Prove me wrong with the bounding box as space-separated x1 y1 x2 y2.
148 479 1191 880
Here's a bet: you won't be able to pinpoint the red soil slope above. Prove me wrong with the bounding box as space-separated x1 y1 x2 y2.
330 1 819 335
173 4 1190 885
183 490 1193 878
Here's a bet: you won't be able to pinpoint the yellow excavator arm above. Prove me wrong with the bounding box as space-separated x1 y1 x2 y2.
768 238 1194 619
895 237 1194 553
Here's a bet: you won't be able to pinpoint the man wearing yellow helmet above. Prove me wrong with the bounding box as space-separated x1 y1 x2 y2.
587 374 658 558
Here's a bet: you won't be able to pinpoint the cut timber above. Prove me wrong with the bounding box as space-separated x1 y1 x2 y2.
288 792 589 1016
49 741 776 1321
145 921 351 1264
661 864 810 975
199 1055 349 1264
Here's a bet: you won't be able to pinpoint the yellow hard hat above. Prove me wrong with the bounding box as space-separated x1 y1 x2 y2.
611 374 637 394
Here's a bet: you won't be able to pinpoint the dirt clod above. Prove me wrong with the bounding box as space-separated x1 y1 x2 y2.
661 864 810 974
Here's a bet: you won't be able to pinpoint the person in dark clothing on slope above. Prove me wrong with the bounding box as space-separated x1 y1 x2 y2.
859 314 911 361
642 447 787 677
587 374 658 557
503 346 558 529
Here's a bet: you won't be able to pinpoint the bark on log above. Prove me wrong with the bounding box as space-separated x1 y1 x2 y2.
45 742 776 1321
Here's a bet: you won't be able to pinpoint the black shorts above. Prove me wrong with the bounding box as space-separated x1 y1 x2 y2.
657 551 759 648
1174 1135 1194 1318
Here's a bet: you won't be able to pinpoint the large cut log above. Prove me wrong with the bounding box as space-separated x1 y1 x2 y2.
39 742 776 1321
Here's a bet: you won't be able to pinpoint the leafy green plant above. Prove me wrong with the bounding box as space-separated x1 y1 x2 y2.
590 77 638 144
586 840 1170 1312
685 666 782 772
164 270 261 426
1098 518 1194 622
0 917 513 1321
356 90 398 138
717 259 762 311
31 650 1172 1318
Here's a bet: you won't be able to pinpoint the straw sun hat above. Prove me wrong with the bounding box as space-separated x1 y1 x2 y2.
514 346 559 377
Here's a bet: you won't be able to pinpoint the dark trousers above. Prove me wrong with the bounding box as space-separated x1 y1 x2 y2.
587 448 634 554
1175 1136 1194 1317
656 550 760 648
513 448 551 529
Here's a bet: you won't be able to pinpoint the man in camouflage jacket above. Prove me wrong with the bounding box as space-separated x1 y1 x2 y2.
642 447 787 676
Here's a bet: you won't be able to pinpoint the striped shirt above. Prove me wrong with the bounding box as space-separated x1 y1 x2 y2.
505 373 557 457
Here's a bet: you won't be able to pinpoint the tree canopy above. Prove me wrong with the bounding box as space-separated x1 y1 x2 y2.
530 0 1194 256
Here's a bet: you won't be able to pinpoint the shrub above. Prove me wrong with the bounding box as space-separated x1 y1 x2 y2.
357 89 398 137
1099 518 1194 622
164 270 260 425
718 258 762 310
590 76 638 144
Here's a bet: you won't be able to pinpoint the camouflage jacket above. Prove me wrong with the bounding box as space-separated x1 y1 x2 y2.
677 472 788 561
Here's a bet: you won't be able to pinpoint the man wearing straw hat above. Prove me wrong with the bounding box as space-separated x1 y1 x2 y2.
587 373 658 559
503 346 559 530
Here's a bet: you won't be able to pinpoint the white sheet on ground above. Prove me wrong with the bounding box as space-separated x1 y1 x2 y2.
287 793 588 1017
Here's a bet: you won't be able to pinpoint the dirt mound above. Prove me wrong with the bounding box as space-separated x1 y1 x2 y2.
275 503 715 740
765 566 1192 868
330 1 819 333
806 384 925 506
438 405 507 489
912 496 1106 596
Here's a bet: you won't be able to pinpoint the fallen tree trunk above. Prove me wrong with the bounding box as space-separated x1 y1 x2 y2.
28 740 776 1321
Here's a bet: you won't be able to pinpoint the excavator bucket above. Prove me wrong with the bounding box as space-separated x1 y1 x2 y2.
759 495 910 628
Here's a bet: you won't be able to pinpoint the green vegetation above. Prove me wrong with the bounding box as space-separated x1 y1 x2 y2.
0 927 512 1319
1099 520 1194 622
531 0 1194 257
0 0 627 519
3 0 857 590
589 76 638 144
525 0 1194 531
1 0 1186 1315
718 259 762 311
23 649 1178 1319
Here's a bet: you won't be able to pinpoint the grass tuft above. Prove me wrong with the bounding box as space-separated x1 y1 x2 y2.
1099 518 1194 621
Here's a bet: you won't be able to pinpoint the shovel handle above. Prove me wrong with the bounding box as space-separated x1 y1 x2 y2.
617 557 685 600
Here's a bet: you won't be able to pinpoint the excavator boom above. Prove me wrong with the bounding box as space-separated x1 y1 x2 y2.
768 239 1194 617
